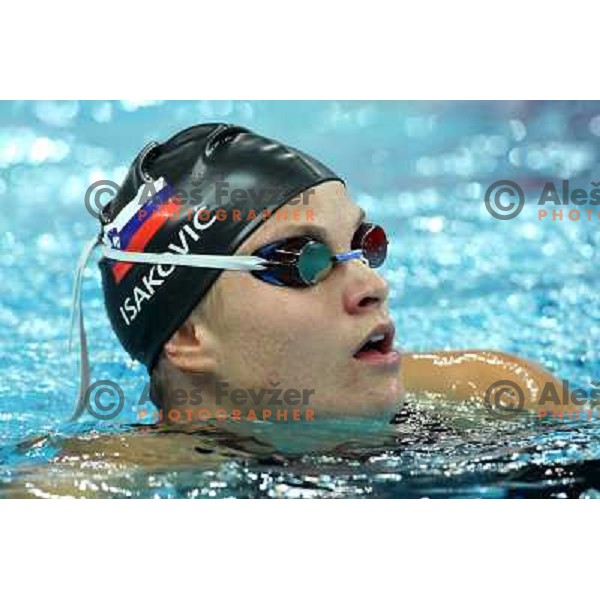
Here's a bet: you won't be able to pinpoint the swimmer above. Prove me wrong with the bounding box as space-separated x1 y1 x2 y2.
71 123 563 428
6 124 569 498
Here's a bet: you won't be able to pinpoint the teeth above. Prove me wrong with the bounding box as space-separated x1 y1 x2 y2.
369 334 385 343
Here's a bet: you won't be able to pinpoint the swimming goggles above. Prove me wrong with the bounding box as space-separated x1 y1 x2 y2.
250 222 387 286
101 222 388 288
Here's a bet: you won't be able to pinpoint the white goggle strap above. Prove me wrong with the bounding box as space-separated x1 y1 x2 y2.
102 247 269 271
68 235 101 421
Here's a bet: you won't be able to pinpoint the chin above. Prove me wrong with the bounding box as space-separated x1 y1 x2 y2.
307 375 403 421
339 384 404 421
362 377 404 419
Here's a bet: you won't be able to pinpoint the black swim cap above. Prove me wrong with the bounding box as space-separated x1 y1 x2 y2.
98 123 343 372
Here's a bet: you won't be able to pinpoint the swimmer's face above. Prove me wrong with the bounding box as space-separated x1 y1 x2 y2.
191 180 402 419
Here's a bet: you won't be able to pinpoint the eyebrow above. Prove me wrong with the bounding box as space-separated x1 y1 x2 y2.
271 208 366 240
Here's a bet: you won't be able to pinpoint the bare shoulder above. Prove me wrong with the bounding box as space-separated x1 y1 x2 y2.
402 349 561 409
2 426 246 498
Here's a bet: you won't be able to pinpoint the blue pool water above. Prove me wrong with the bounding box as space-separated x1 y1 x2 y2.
1 100 599 497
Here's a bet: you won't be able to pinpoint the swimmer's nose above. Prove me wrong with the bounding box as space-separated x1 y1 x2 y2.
342 263 389 315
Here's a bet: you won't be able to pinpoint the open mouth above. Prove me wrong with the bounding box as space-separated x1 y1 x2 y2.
353 323 396 361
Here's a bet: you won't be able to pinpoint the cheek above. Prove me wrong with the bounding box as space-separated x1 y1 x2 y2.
215 275 301 350
218 273 322 336
213 275 336 377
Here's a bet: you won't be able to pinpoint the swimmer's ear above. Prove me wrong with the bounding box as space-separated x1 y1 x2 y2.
163 319 217 374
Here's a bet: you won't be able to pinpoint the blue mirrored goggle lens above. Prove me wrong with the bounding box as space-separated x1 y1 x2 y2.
297 241 333 284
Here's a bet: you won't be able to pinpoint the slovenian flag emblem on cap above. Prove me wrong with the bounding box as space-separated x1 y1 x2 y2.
102 177 180 283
